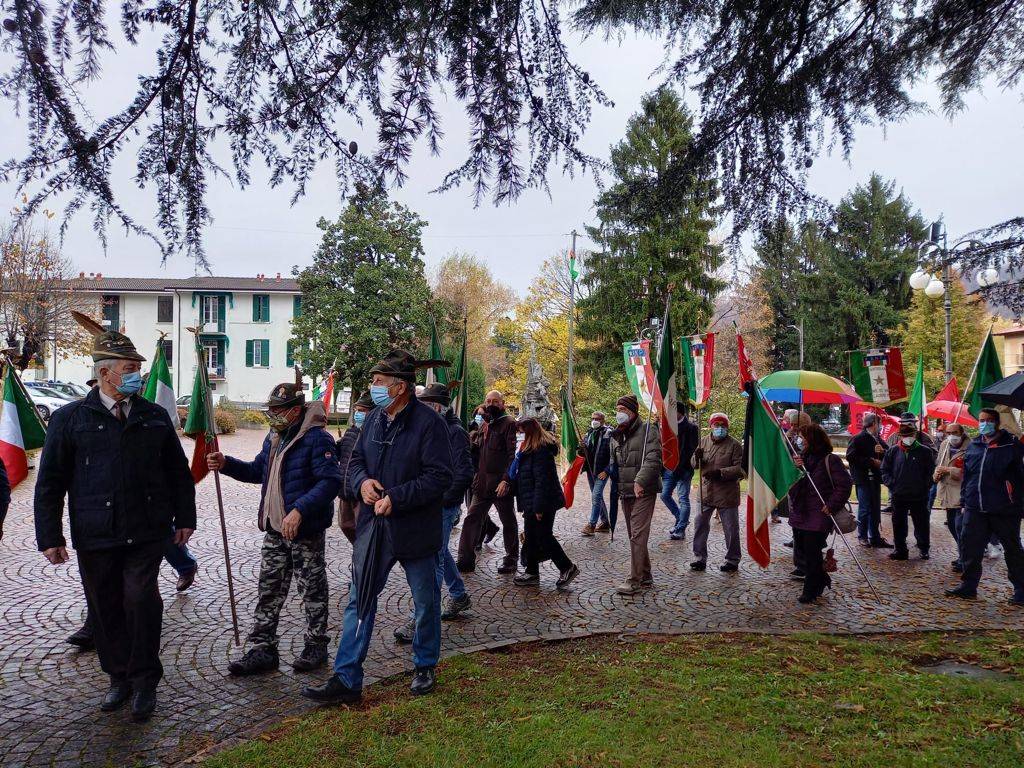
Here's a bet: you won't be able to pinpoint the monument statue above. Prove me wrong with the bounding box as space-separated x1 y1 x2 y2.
521 344 556 429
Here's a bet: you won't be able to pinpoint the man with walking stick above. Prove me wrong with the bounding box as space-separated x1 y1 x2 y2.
207 383 342 675
34 325 195 721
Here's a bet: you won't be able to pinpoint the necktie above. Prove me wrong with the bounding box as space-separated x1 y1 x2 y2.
115 401 126 424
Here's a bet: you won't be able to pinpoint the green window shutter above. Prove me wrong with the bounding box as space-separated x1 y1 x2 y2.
245 340 254 367
286 340 295 367
252 295 270 322
218 296 226 332
252 295 259 322
293 295 302 318
260 339 270 367
263 295 270 322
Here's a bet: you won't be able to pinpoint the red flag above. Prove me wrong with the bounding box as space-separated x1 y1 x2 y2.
190 433 210 484
934 377 960 402
321 371 335 411
848 403 900 442
561 455 585 507
737 332 756 392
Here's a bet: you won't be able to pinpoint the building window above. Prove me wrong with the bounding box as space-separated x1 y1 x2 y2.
252 294 271 323
201 295 220 326
101 295 120 330
286 340 295 367
160 338 173 367
293 295 302 318
246 339 270 368
157 295 173 323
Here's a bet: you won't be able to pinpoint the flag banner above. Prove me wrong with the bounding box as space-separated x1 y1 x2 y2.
849 403 900 442
426 318 449 387
623 340 657 410
569 248 579 281
560 387 579 458
849 347 907 406
967 329 1003 418
141 340 179 428
452 325 469 426
934 377 960 403
655 310 680 471
743 383 802 568
908 353 927 419
681 333 715 408
321 370 335 412
561 455 585 508
0 364 47 489
183 338 213 484
737 332 756 392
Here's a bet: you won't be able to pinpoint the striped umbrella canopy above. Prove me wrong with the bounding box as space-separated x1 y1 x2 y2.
758 370 862 405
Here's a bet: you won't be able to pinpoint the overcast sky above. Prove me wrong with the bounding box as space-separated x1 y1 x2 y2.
2 25 1022 295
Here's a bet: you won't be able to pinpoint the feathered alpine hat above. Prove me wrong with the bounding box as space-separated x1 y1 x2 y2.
72 311 146 362
369 349 449 384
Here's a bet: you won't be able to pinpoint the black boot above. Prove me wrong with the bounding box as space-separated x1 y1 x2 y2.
100 682 132 712
228 646 280 676
292 643 328 672
67 624 95 651
302 675 362 704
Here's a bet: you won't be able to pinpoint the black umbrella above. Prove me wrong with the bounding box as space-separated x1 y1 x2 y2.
354 514 389 624
980 372 1024 409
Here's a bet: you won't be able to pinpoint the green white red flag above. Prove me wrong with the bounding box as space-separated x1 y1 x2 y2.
622 340 656 410
0 364 47 488
743 383 802 568
736 330 756 392
141 340 179 428
559 387 585 507
681 333 715 408
907 353 927 420
966 329 1003 418
848 347 907 406
183 337 214 484
655 308 680 471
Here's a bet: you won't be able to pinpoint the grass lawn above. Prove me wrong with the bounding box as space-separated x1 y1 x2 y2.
207 631 1024 768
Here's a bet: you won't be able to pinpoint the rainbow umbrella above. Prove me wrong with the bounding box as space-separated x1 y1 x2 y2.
758 370 862 405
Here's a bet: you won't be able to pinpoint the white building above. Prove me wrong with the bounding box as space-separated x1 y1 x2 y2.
37 274 310 405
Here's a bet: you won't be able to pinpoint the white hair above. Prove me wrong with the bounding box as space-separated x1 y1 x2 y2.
93 359 121 378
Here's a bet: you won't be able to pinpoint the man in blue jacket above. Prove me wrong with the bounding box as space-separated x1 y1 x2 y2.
208 383 341 675
394 382 475 643
946 408 1024 604
303 350 453 703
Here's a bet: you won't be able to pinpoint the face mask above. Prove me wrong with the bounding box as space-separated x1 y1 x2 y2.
269 412 292 433
484 404 504 420
370 383 395 408
516 432 525 444
474 414 485 426
947 435 961 447
353 411 366 428
901 436 916 447
114 370 143 396
615 411 630 425
591 420 602 430
979 421 996 436
794 436 806 452
712 426 727 439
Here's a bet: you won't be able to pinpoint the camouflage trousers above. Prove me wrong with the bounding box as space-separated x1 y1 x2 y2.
248 530 329 650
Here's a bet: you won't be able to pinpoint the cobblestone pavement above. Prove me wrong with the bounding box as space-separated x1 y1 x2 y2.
2 429 1022 767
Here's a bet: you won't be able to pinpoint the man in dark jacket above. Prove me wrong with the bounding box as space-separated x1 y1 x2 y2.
579 411 612 535
393 383 475 644
336 391 374 544
303 350 453 704
946 408 1024 604
846 412 893 548
208 383 342 675
881 421 937 560
663 401 699 540
456 390 519 573
34 331 195 721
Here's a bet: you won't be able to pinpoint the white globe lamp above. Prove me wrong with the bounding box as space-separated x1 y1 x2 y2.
982 267 999 286
909 270 931 290
924 279 945 298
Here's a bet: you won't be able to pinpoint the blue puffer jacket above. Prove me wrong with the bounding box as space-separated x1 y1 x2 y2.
222 402 341 539
960 430 1024 517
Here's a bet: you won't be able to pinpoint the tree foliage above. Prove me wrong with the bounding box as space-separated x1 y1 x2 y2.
578 87 724 383
290 185 434 404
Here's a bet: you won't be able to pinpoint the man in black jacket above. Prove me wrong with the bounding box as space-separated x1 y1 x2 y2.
34 331 195 721
336 391 375 544
579 411 613 535
846 412 893 548
881 421 937 561
303 350 453 704
663 402 699 540
394 383 475 643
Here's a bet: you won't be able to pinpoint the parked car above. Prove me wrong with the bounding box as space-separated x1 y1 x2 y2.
26 381 86 401
24 388 73 421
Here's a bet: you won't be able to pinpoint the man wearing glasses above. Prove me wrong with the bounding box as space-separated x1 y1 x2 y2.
303 349 453 703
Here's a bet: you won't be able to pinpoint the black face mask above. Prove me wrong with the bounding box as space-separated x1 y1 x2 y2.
484 404 504 420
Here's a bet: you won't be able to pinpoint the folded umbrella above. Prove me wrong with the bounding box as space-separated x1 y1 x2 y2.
355 514 389 625
979 371 1024 409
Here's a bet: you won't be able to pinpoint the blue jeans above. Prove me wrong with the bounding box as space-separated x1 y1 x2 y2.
333 553 440 689
436 506 466 600
661 469 693 534
588 474 610 526
163 539 197 576
855 480 882 543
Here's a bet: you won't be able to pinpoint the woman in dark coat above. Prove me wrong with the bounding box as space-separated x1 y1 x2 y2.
789 424 853 604
511 418 580 590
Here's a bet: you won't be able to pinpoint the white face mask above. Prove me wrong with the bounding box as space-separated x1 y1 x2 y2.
591 420 602 430
901 436 916 447
947 435 962 447
615 411 630 425
794 436 806 452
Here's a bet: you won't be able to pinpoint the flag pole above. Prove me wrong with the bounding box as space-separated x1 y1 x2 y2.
190 329 241 646
567 230 578 411
952 320 996 424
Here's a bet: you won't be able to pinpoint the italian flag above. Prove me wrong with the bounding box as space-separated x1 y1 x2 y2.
655 309 679 471
623 340 656 410
559 387 585 507
681 333 715 409
141 340 179 428
743 384 802 568
0 364 47 488
848 347 907 406
183 337 214 484
907 353 927 420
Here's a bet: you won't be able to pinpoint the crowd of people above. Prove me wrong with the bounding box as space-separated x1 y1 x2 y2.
8 329 1024 720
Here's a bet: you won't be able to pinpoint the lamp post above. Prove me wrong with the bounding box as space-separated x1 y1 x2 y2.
911 220 994 384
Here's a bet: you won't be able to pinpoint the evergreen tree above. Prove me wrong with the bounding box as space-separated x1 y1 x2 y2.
577 87 724 382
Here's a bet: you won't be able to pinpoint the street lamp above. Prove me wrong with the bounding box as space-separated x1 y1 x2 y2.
913 219 992 383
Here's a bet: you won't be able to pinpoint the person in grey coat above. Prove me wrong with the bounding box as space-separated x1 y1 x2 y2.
690 412 746 573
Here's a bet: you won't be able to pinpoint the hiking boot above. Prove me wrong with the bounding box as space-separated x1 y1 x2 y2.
292 643 328 672
556 564 580 590
689 561 706 572
513 573 539 586
441 594 472 620
595 521 610 533
393 619 416 645
615 581 640 595
581 523 596 536
228 646 279 676
411 666 437 695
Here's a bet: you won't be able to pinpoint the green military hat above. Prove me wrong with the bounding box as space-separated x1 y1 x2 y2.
267 382 305 409
72 311 146 362
353 390 375 409
369 349 449 383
